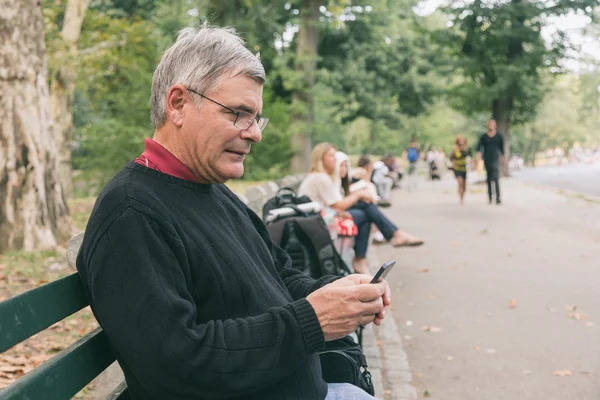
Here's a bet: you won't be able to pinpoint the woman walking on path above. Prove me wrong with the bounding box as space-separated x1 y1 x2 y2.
450 135 473 205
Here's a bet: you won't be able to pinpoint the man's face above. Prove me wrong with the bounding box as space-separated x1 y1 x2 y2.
488 120 497 131
179 75 263 183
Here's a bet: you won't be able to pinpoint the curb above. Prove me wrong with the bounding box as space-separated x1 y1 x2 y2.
366 248 417 400
520 180 600 204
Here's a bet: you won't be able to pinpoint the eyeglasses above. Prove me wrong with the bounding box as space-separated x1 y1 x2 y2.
186 88 269 131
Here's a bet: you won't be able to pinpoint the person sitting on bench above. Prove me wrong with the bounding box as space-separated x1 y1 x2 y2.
76 26 390 400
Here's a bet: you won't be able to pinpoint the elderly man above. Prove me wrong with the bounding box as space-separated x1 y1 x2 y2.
76 26 389 400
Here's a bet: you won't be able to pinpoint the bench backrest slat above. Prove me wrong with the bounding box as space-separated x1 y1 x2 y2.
0 273 88 353
0 328 117 400
106 381 130 400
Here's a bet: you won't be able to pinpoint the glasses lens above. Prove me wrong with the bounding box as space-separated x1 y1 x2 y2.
234 112 269 131
258 117 269 131
234 112 253 130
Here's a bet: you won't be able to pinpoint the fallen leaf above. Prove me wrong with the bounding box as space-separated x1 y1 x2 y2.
405 320 413 327
553 370 573 377
423 326 442 333
580 371 591 375
423 389 431 397
565 305 577 311
509 298 517 309
567 312 589 320
419 268 430 273
452 241 461 247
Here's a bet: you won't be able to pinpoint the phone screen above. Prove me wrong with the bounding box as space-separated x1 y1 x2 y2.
370 260 396 283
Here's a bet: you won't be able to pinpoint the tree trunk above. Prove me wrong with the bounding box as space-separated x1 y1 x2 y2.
0 0 71 252
50 0 90 199
290 0 320 173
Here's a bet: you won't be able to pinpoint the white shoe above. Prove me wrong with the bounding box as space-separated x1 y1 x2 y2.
372 231 386 244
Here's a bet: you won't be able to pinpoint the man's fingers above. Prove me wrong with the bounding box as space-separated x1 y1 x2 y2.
356 297 384 316
344 274 373 285
355 283 385 302
382 280 391 306
358 314 378 326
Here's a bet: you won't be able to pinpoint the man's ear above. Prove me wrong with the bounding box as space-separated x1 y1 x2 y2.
166 85 187 127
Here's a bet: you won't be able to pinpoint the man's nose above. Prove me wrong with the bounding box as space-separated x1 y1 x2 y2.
241 121 262 143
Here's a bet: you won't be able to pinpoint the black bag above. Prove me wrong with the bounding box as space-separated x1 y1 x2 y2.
319 336 375 396
267 213 350 278
262 187 312 222
264 188 350 278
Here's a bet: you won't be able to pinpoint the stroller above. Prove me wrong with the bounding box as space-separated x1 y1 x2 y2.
429 160 441 180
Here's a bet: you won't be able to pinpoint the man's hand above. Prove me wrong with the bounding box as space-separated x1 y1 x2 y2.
306 275 391 341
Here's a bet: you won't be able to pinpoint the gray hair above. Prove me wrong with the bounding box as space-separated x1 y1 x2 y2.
150 26 266 129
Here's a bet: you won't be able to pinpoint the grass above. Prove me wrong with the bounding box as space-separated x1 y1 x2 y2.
69 197 97 231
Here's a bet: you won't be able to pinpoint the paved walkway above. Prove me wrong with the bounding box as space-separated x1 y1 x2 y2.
371 175 600 400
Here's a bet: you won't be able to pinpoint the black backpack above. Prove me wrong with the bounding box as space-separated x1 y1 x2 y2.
263 188 350 278
319 336 375 396
262 187 313 220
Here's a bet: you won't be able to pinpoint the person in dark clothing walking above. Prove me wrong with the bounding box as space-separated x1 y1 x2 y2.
477 120 505 204
76 26 389 400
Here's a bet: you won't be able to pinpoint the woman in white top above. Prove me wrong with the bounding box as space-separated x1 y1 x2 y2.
298 143 424 274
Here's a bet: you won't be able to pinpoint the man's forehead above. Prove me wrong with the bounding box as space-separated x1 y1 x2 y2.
213 74 262 101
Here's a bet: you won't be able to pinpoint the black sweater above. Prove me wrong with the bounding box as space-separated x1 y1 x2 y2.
76 162 338 400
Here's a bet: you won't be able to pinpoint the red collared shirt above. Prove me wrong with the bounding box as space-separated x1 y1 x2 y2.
134 138 199 183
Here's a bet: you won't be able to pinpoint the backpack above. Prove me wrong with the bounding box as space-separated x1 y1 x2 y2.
319 336 375 396
264 188 350 278
262 187 313 221
407 147 419 162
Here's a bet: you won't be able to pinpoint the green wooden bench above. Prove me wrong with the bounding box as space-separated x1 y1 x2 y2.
0 233 129 400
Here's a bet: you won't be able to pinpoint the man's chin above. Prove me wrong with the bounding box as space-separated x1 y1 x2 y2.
219 165 245 182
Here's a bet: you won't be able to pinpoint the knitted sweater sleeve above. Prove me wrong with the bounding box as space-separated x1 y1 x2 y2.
82 206 324 399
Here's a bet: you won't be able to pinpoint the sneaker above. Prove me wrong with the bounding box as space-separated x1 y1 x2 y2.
496 199 502 205
372 231 386 244
378 201 391 208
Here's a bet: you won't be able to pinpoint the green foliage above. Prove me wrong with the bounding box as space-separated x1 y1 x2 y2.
68 9 159 187
242 87 293 180
40 0 600 192
440 0 596 127
512 74 600 162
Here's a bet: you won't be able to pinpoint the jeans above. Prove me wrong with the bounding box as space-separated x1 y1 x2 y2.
485 163 500 201
325 383 380 399
347 201 398 258
372 175 393 201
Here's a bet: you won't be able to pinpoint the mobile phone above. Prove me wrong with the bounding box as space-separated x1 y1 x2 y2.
370 260 396 283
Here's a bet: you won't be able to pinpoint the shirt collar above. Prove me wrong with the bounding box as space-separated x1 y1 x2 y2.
136 138 200 183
